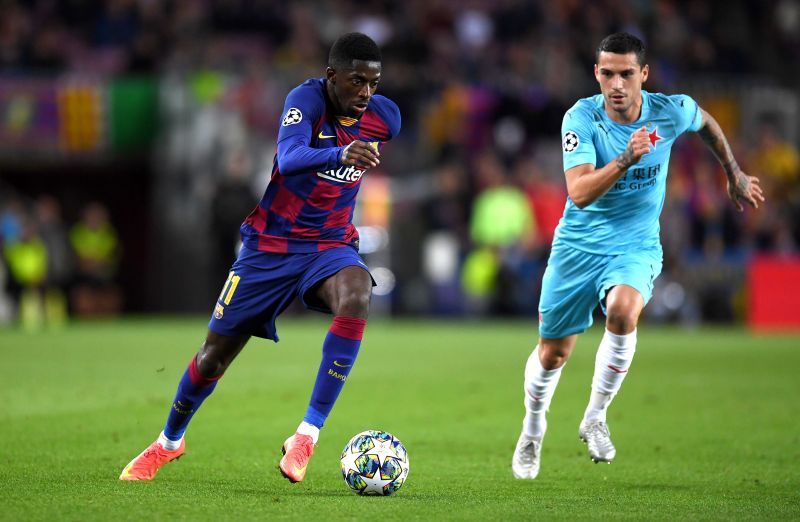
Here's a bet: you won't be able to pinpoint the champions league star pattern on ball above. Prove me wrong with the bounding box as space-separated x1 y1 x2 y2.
242 78 401 254
340 430 409 496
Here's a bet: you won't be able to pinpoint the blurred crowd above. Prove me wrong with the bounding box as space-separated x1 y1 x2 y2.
1 0 799 322
2 1 798 86
0 191 121 329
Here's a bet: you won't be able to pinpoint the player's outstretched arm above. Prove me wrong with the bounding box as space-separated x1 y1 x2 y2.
277 137 380 175
697 108 765 212
565 127 651 208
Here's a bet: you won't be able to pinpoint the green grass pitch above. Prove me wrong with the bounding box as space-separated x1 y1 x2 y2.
1 318 799 520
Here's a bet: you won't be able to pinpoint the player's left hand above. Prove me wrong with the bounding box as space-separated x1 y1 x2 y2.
727 170 765 212
341 140 380 168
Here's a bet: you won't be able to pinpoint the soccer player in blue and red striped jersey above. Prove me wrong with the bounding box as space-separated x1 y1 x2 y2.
120 33 400 484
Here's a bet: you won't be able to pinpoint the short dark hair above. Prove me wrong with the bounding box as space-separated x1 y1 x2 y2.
596 32 646 66
328 32 381 69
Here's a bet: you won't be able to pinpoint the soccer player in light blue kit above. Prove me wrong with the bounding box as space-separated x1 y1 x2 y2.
512 33 764 479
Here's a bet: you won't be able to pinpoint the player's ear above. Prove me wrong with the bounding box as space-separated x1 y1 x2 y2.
593 63 600 82
641 64 649 83
326 67 336 83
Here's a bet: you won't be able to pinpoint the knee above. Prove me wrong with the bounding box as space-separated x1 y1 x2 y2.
195 341 229 378
605 305 639 334
539 344 570 370
335 289 371 318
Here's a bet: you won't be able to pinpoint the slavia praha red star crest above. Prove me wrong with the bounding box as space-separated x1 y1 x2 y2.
648 126 662 148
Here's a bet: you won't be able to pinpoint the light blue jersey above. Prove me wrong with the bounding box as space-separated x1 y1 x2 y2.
538 90 703 339
556 90 702 255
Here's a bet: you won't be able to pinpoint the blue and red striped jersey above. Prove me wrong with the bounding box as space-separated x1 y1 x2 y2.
241 78 401 254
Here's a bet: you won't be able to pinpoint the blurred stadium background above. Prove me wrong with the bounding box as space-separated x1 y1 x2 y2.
1 0 799 329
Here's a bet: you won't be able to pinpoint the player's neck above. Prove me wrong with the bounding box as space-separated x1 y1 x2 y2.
605 96 643 124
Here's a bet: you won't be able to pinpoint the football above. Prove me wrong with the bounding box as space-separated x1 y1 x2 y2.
340 430 409 496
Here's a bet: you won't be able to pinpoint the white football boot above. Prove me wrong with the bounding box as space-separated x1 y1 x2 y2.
579 420 616 463
512 433 543 479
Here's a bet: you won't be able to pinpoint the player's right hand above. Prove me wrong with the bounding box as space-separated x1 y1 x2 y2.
629 126 652 159
341 140 380 168
619 126 651 169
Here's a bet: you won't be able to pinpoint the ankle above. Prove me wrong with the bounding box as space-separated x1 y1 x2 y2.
297 421 320 444
158 431 183 451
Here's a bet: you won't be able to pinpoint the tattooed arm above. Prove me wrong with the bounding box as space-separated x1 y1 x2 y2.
697 108 765 211
565 126 651 208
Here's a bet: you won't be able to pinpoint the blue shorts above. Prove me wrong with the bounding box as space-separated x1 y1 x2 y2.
208 245 373 342
538 243 662 339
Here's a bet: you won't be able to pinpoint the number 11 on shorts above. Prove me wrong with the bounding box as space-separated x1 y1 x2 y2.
219 271 241 305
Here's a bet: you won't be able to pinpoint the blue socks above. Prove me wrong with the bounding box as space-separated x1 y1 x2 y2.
303 316 366 428
163 356 222 441
161 317 366 442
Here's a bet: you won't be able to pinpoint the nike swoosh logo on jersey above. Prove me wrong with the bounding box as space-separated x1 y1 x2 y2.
333 360 352 368
318 131 336 139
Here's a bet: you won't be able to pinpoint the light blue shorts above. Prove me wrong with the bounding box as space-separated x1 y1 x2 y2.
538 243 662 339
